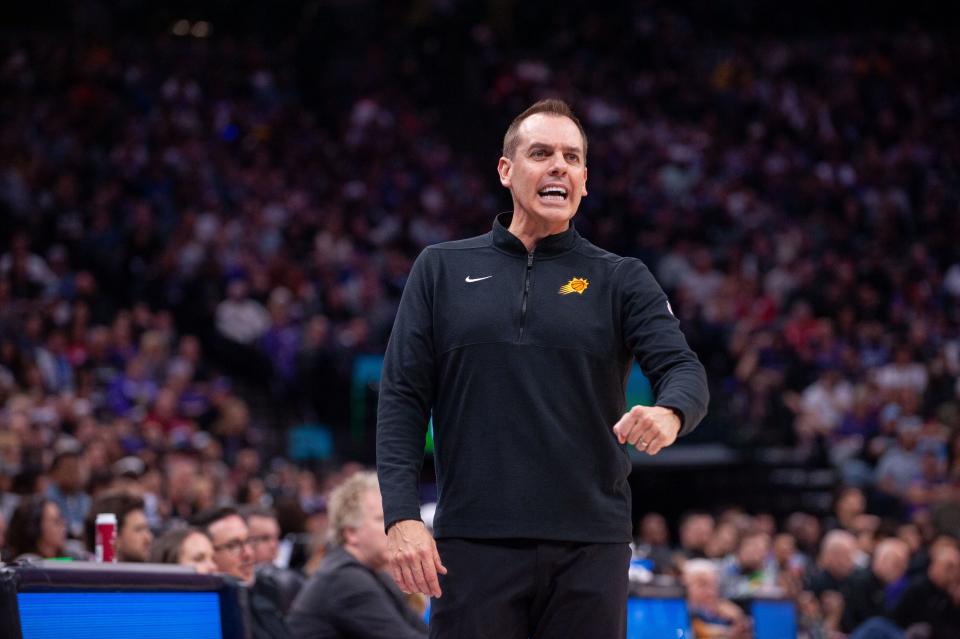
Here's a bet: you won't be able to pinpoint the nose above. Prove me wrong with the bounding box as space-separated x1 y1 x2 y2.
547 150 567 175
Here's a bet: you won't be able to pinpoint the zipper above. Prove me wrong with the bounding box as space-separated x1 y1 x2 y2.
518 251 534 342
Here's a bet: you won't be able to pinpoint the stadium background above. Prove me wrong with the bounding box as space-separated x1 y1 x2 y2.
1 0 959 636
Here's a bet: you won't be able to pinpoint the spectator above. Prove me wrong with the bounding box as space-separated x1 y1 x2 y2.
805 529 859 597
241 504 305 614
635 512 673 574
840 537 910 633
892 541 960 639
684 559 751 639
719 531 779 598
45 447 90 539
287 471 427 639
86 491 153 563
150 527 218 574
192 506 292 639
6 495 69 560
676 511 715 564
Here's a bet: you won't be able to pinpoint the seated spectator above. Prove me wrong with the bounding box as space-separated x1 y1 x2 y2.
684 559 751 639
150 526 218 574
242 504 305 614
840 538 910 633
805 529 859 597
85 491 153 562
45 446 90 539
892 540 960 639
634 512 674 574
287 471 427 639
674 511 715 568
192 506 292 639
719 531 779 598
6 495 70 560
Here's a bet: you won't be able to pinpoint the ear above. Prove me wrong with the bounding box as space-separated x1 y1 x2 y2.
343 526 357 546
582 166 588 197
497 156 512 188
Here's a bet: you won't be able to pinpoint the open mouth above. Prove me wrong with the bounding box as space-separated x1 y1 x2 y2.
537 186 568 201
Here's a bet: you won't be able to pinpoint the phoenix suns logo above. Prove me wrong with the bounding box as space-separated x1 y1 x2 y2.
559 277 589 295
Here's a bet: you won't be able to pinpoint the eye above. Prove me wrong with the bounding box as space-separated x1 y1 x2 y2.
565 153 580 163
531 149 547 158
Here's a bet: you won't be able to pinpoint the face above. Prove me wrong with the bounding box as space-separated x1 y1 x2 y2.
344 490 389 571
40 502 67 556
823 540 855 578
929 547 960 590
118 510 153 562
247 515 281 566
872 540 909 584
684 571 718 608
738 534 771 570
179 532 218 575
208 515 255 584
498 113 588 232
640 514 668 545
681 515 715 551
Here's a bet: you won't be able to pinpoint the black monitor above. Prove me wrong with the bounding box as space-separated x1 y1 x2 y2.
0 561 245 639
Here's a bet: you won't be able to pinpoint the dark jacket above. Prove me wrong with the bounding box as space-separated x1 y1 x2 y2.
892 576 960 639
841 567 897 633
377 213 709 542
247 571 295 639
287 546 427 639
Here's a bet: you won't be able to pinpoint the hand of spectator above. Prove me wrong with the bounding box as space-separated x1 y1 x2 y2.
386 519 447 598
613 405 681 455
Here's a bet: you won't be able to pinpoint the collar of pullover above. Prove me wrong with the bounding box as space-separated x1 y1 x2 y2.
492 212 580 257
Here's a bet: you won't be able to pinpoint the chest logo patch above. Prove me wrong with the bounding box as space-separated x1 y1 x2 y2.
559 277 589 295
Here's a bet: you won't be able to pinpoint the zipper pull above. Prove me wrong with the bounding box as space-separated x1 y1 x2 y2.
527 252 534 267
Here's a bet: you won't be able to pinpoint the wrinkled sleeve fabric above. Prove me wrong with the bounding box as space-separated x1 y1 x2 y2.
376 248 437 530
617 257 709 436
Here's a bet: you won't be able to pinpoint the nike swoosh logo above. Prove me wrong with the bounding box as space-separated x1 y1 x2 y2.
465 275 493 283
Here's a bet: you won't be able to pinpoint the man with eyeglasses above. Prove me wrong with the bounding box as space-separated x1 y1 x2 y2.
240 504 305 614
192 506 292 639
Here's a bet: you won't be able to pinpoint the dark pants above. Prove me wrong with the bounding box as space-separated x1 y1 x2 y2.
429 538 630 639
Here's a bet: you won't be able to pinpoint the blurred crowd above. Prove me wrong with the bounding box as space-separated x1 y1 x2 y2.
2 1 960 637
635 486 960 638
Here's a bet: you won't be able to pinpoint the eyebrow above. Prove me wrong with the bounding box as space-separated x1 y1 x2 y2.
527 141 583 155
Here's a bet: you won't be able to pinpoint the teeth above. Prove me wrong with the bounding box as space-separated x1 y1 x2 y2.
539 186 568 199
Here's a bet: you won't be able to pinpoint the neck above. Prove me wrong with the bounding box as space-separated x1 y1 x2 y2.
507 209 569 253
37 540 59 558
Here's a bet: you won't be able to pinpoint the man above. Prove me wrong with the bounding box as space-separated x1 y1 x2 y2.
241 504 305 614
243 505 282 567
377 99 709 638
287 471 427 639
684 559 751 639
86 491 153 562
805 529 859 596
892 541 960 639
718 531 778 598
192 506 291 639
46 448 90 539
840 537 910 632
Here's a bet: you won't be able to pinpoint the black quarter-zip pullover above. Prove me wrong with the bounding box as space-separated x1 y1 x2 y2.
377 213 708 542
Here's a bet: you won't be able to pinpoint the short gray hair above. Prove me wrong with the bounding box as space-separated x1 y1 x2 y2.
328 471 380 546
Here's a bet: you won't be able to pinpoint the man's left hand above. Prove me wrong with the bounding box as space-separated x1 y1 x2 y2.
612 405 681 455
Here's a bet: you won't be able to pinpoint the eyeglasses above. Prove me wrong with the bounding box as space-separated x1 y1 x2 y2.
212 537 255 554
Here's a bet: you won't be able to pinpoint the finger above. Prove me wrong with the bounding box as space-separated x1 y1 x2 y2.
434 547 448 575
388 560 404 587
408 555 432 595
646 433 667 455
612 414 631 443
398 562 417 594
419 552 442 597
